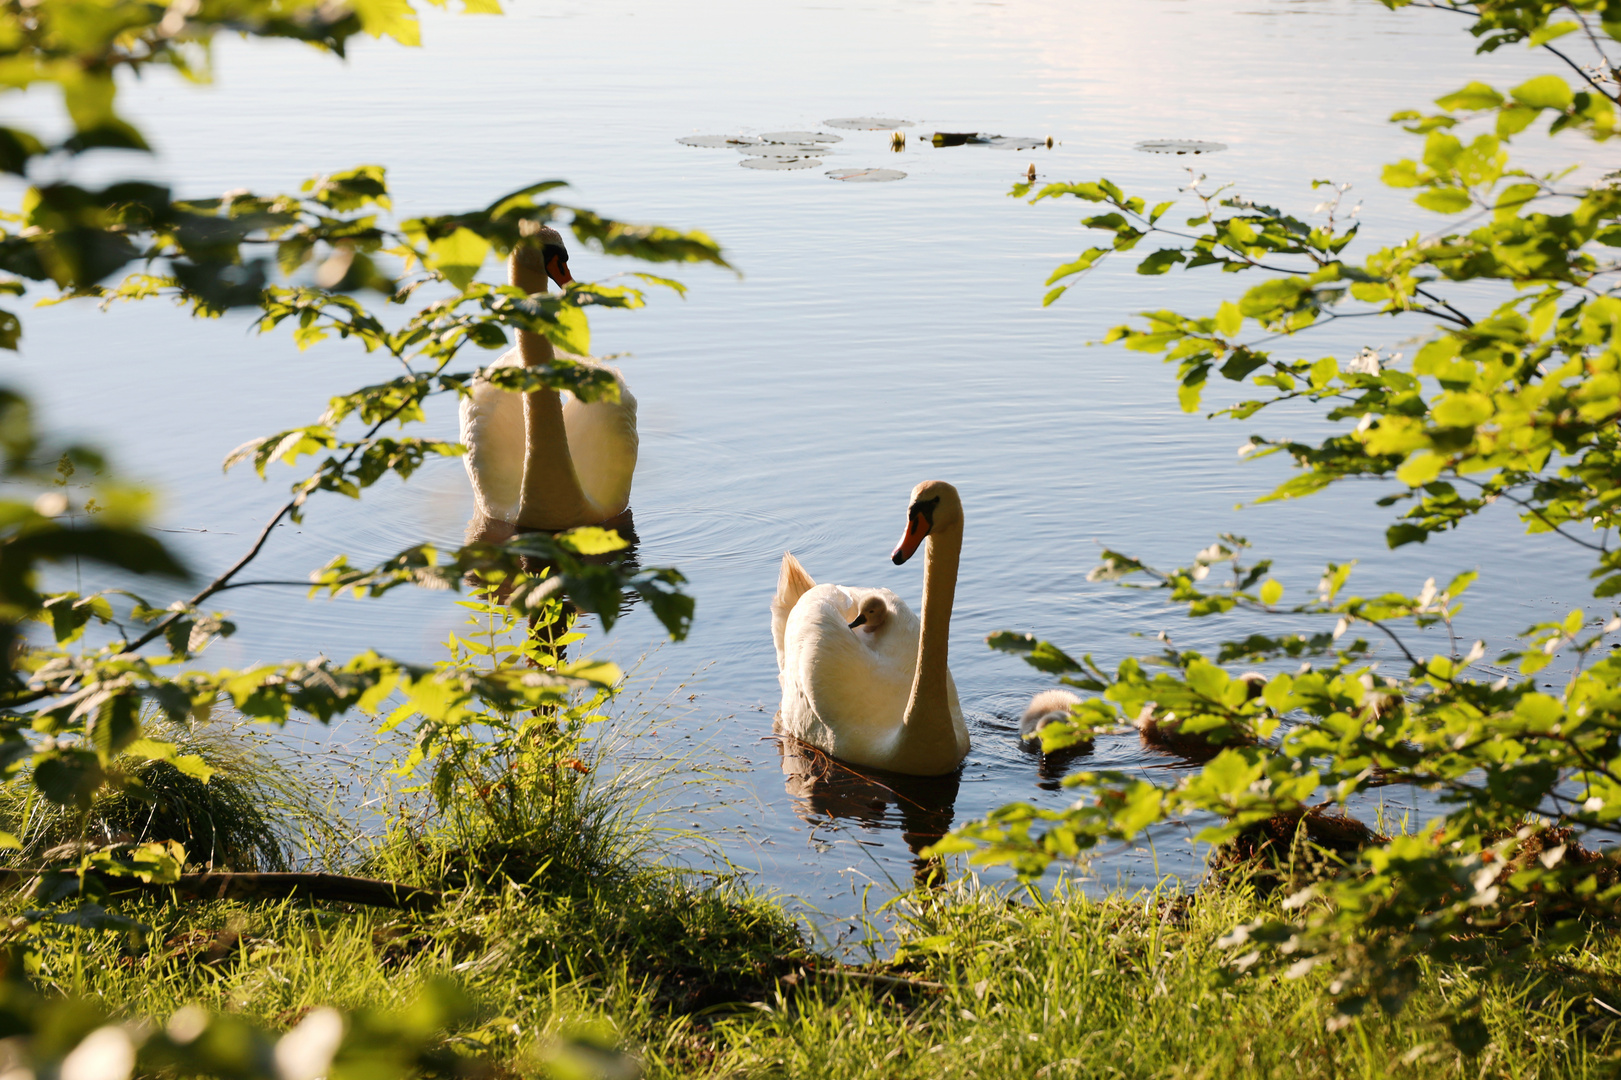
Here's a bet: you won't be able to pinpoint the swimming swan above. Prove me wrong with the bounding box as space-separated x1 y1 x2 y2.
459 225 638 534
771 480 971 777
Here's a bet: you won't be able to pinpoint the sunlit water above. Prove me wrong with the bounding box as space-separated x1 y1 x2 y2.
8 0 1607 937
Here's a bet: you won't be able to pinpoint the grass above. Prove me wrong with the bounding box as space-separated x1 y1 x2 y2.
9 710 1621 1077
24 868 1621 1078
0 714 345 872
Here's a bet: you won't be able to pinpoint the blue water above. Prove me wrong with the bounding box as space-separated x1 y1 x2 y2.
5 0 1600 931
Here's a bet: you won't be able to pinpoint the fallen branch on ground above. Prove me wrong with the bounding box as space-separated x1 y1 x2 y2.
0 869 442 912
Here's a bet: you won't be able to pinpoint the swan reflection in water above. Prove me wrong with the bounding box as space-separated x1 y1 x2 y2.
465 508 643 655
775 734 961 888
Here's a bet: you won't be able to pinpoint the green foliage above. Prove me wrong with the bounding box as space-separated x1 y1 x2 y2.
0 0 724 1063
0 712 342 872
950 0 1621 1047
22 876 1621 1079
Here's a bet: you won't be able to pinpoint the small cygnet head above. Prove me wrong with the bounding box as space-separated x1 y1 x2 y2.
1238 671 1266 701
510 220 574 292
1019 688 1083 743
847 596 889 633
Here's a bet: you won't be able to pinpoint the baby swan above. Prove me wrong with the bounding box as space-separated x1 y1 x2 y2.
1019 689 1082 745
848 596 890 634
1134 672 1266 757
1017 690 1082 739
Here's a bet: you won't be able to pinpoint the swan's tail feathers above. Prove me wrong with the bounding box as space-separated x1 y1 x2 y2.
771 552 816 671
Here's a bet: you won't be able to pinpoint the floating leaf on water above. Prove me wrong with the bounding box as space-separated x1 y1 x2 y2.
761 131 843 144
827 168 906 182
677 134 763 148
1135 139 1227 155
931 132 976 147
736 144 832 157
824 117 916 130
740 155 824 170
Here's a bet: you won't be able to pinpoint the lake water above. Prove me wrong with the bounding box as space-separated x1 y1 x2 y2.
8 0 1605 938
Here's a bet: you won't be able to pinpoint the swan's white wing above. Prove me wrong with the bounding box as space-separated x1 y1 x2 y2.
561 359 638 519
771 553 817 673
779 585 917 766
459 348 525 522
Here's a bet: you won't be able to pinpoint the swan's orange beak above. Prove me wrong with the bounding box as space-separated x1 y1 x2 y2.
892 512 931 565
544 247 574 290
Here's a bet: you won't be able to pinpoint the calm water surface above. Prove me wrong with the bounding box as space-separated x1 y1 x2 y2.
11 0 1606 935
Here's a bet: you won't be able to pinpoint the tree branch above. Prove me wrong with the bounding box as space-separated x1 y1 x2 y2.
0 869 442 911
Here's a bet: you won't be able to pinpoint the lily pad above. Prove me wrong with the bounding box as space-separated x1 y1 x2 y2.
677 134 763 148
1135 139 1227 155
737 144 832 158
824 117 916 130
827 168 906 182
761 131 842 144
740 155 824 170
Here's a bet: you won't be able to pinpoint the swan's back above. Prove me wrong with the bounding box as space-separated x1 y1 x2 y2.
780 583 941 765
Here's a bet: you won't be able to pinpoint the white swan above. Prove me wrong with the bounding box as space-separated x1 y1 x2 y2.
459 225 638 534
771 480 971 777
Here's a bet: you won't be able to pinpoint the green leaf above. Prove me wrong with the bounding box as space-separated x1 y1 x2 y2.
1045 248 1107 285
557 527 630 556
549 304 591 355
1414 188 1472 214
1493 182 1539 222
1436 82 1504 111
1497 104 1540 136
1215 301 1242 337
1219 347 1267 382
1397 452 1445 487
1260 579 1283 606
348 0 422 45
1382 160 1421 188
33 751 104 808
1511 75 1573 111
1136 248 1187 275
426 228 490 291
1529 22 1579 47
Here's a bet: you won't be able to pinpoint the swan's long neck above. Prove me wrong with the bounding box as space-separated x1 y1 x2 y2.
511 252 600 529
895 519 963 774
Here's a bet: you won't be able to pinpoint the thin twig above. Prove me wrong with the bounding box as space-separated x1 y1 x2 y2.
125 396 421 653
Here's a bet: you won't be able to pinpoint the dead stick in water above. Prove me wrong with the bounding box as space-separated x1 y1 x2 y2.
0 869 442 912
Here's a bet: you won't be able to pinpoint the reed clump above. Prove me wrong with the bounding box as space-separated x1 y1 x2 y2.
0 715 342 871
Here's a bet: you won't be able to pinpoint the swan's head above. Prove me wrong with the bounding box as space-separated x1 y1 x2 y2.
847 596 889 633
510 222 575 292
891 480 961 565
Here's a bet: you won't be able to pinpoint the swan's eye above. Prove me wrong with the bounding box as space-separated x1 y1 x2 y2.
907 496 940 525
